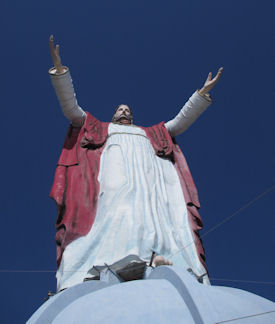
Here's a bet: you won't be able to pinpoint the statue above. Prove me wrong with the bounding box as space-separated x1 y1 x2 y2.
48 35 223 291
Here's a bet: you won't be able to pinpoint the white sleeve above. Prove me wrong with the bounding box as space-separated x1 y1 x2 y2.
165 91 212 137
49 67 87 127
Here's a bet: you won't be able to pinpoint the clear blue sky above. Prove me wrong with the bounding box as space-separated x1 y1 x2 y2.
1 0 274 322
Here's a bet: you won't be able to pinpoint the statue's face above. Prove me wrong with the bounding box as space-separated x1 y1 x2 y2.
112 104 133 124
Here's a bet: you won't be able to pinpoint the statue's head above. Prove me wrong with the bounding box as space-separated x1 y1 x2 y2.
112 104 133 125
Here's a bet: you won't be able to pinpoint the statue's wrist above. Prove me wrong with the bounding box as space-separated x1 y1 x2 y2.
198 87 208 96
49 66 69 76
197 89 212 102
56 65 67 75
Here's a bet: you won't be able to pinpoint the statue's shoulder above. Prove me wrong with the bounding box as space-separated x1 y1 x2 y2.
80 112 109 148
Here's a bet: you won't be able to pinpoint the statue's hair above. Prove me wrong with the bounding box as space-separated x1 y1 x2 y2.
112 104 133 123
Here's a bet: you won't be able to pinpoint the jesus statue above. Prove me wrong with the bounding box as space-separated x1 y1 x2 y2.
48 35 223 291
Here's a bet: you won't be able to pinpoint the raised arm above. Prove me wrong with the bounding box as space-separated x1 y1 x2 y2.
165 68 223 137
49 35 86 127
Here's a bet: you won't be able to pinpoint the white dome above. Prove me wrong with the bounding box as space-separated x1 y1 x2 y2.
28 266 275 324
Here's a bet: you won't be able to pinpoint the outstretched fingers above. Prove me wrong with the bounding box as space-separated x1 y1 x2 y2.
49 35 63 72
207 72 212 81
213 67 223 83
49 35 60 59
49 35 54 52
56 44 60 57
49 35 57 61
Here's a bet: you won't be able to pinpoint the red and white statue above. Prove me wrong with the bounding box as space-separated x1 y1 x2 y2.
49 35 223 291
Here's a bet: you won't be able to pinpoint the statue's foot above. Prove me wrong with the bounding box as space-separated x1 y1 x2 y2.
153 255 173 267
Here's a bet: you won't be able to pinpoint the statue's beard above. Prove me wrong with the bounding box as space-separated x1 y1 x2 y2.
112 114 132 124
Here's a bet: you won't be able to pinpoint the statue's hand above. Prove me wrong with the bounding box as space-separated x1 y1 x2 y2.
49 35 64 74
199 67 223 96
